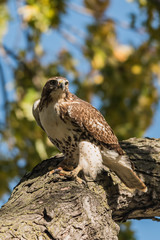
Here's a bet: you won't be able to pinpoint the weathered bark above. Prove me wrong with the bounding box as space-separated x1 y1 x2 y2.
0 137 160 240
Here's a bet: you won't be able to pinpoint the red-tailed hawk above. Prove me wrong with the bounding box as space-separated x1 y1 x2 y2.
33 76 147 191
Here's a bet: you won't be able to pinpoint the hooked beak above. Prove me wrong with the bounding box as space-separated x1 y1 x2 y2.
58 80 65 90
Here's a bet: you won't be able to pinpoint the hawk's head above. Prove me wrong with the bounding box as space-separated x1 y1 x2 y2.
41 76 69 99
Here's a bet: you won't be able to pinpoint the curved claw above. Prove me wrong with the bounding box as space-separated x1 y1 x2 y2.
74 176 86 185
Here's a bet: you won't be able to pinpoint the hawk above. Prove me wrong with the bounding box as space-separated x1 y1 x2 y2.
33 76 147 191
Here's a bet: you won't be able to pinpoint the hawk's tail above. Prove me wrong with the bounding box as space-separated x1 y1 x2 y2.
102 151 147 192
111 163 147 192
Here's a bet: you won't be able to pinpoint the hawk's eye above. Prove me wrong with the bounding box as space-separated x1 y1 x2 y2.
65 81 68 85
49 80 57 86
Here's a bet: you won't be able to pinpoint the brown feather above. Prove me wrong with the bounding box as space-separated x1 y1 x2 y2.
59 93 124 155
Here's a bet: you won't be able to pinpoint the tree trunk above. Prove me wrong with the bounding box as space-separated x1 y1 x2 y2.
0 137 160 240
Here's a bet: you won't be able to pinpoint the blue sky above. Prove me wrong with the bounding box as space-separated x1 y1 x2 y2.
0 0 160 239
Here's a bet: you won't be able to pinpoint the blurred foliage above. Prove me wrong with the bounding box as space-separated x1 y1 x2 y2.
119 222 136 240
0 0 160 238
0 3 9 41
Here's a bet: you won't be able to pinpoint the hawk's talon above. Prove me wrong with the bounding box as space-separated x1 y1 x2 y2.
75 176 86 185
49 167 63 175
49 165 84 184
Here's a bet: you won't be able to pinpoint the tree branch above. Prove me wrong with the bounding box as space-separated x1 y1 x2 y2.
0 137 159 239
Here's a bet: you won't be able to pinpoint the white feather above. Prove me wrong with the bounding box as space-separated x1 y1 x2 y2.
39 103 68 140
79 141 103 179
101 149 132 170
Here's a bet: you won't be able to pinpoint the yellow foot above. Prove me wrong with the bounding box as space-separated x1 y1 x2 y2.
49 165 85 184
